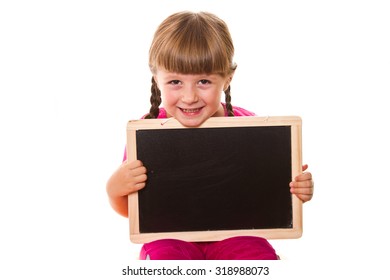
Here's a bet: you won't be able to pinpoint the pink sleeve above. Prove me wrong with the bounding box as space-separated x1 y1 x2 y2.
232 105 256 116
123 147 127 162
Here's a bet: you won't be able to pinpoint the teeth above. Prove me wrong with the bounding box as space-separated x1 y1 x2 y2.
182 108 199 113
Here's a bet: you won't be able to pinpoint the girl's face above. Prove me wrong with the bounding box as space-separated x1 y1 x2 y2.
154 69 232 127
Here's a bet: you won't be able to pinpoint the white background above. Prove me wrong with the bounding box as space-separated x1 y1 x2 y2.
1 0 389 279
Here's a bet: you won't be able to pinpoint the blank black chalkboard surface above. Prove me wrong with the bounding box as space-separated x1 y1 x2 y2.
127 116 302 243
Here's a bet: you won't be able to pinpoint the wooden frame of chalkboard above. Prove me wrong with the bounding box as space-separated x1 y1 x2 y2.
127 116 302 243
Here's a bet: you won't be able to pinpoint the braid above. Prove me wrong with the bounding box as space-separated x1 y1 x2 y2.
144 77 161 119
224 85 234 116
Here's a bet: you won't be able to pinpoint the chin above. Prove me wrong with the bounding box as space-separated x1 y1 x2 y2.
177 117 207 128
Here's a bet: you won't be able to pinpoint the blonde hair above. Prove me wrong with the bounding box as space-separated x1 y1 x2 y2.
145 11 236 118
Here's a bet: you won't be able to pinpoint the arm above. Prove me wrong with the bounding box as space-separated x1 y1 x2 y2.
106 160 147 217
290 164 314 203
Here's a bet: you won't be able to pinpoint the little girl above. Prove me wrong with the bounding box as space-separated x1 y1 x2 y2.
106 11 314 260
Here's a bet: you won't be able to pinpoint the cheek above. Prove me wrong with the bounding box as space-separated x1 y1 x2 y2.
207 88 223 103
161 90 176 107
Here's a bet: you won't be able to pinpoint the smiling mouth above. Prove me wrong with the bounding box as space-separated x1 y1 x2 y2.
180 107 203 114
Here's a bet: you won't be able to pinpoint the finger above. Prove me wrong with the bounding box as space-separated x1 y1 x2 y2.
130 166 147 177
131 172 148 184
290 179 313 190
133 182 146 191
290 183 313 194
294 193 313 203
125 181 146 195
302 164 309 172
126 160 144 169
294 172 312 182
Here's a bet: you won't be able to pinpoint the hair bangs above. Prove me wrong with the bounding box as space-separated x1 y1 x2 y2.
158 41 229 75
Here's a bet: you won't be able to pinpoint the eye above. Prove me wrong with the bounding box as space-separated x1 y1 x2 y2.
198 79 211 85
168 80 181 85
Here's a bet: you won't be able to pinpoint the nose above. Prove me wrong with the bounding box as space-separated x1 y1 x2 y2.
181 86 199 104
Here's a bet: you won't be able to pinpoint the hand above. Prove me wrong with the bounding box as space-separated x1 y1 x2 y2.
106 160 147 216
289 164 314 203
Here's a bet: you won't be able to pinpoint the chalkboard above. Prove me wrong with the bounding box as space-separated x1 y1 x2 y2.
127 116 302 243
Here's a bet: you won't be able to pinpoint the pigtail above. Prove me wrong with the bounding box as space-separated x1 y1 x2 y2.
144 77 161 119
224 85 234 117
